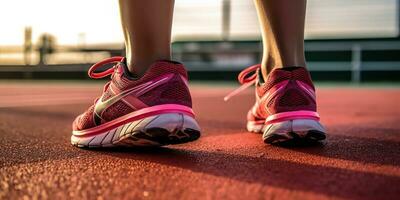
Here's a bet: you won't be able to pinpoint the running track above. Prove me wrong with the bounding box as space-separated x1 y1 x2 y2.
0 82 399 200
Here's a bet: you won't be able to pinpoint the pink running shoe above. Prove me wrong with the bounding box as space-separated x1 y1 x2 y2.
71 57 201 147
225 65 326 144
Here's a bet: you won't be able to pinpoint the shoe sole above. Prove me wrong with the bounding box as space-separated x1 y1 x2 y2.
262 119 326 144
71 113 201 148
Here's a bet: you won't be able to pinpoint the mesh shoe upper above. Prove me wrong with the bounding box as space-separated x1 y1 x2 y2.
225 65 317 121
73 58 192 131
253 67 316 119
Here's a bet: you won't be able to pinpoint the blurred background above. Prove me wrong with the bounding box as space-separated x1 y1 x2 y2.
0 0 399 82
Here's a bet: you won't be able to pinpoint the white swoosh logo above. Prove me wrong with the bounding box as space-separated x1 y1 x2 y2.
93 75 172 125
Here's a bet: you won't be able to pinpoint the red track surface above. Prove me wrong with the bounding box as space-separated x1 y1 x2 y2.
0 82 399 200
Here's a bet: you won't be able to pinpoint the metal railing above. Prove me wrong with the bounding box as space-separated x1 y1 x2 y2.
173 39 400 83
305 40 400 83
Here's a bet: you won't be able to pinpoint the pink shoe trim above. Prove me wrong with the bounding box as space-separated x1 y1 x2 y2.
262 80 289 104
265 111 320 125
73 104 195 137
295 80 316 101
122 95 148 110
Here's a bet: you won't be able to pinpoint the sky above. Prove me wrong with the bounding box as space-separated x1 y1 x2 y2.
0 0 398 46
0 0 122 45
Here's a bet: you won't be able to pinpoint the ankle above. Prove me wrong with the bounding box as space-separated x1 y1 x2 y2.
126 55 171 76
261 53 306 79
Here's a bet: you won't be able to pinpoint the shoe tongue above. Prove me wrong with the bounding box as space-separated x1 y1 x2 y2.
117 58 141 79
257 69 265 84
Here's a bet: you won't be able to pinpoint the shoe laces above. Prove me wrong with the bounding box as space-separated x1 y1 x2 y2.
87 56 124 79
224 64 261 101
87 56 124 104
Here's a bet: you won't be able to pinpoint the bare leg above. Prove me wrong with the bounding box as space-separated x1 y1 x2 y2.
119 0 174 75
253 0 307 79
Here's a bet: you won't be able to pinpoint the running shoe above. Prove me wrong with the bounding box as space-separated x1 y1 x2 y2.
71 57 201 147
225 65 326 144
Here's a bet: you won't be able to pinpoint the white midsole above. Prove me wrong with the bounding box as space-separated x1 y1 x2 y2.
263 119 326 138
247 119 326 136
71 113 200 147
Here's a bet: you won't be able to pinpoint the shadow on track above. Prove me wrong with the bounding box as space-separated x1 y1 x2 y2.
283 134 400 166
91 140 400 200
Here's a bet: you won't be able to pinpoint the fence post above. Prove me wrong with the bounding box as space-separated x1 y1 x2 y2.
351 44 362 84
